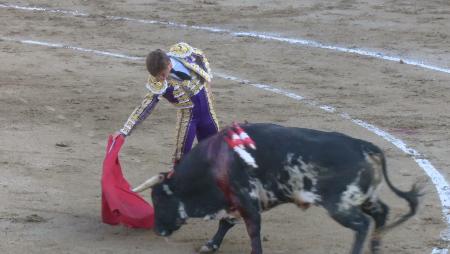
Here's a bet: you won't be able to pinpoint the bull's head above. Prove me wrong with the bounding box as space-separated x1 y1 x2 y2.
133 173 187 237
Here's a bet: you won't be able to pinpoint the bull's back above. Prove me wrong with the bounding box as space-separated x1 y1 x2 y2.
243 123 380 168
240 124 383 206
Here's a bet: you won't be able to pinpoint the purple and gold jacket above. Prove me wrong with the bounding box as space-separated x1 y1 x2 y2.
119 42 215 136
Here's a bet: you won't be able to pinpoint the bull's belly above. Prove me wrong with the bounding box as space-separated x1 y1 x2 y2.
203 209 241 221
247 176 322 211
248 177 379 213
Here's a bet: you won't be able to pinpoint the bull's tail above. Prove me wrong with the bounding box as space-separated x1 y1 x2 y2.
379 153 423 233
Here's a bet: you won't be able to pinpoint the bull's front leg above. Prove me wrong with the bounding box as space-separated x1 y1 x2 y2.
232 192 263 254
242 211 262 254
199 218 236 253
226 164 263 253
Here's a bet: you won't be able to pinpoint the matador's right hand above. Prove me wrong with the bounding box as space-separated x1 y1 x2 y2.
112 131 125 139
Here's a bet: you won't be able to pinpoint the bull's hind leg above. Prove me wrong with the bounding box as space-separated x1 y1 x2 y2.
361 199 389 254
199 218 236 253
328 207 371 254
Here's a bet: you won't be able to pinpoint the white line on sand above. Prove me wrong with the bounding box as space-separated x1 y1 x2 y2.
1 3 450 75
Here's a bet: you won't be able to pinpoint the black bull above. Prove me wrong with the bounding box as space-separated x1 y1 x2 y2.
133 123 421 254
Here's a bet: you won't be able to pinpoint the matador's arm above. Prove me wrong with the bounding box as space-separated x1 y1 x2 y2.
119 93 160 136
119 77 168 136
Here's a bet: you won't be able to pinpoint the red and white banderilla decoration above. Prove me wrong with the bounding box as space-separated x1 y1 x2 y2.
224 123 258 168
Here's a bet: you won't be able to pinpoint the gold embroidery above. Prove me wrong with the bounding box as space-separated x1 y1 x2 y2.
121 93 156 135
192 47 212 79
168 42 212 82
168 42 193 58
203 82 219 130
172 84 186 98
146 75 168 95
166 70 205 109
177 58 211 83
179 75 203 96
173 108 193 161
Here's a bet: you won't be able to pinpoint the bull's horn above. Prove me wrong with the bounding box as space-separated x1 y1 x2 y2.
132 174 164 193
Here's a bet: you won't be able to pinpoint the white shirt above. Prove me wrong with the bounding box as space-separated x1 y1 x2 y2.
170 57 191 80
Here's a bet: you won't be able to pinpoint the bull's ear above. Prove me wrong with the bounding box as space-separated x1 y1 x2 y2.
132 174 164 193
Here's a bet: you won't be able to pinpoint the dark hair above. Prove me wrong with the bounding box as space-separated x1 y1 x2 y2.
146 49 170 76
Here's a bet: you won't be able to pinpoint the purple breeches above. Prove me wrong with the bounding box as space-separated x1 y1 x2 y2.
173 88 219 162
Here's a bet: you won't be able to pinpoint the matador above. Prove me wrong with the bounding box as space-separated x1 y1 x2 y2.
116 42 219 165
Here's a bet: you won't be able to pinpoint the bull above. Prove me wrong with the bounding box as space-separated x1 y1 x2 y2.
133 123 421 254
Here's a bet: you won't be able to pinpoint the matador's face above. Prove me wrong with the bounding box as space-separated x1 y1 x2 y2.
157 62 173 82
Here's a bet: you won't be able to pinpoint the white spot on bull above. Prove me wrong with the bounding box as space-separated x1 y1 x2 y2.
363 151 383 185
163 184 173 195
296 190 321 204
178 202 188 219
203 209 240 221
367 186 378 203
338 181 376 213
249 179 278 210
335 157 383 213
279 153 321 204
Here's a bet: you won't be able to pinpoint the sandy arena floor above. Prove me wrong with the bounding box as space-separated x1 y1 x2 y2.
1 0 449 253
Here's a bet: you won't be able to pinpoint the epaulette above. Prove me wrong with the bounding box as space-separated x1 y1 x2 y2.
168 42 212 83
167 42 193 58
145 75 168 95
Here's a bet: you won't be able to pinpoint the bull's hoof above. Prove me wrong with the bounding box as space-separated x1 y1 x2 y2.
198 242 218 253
371 239 381 254
198 246 214 253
